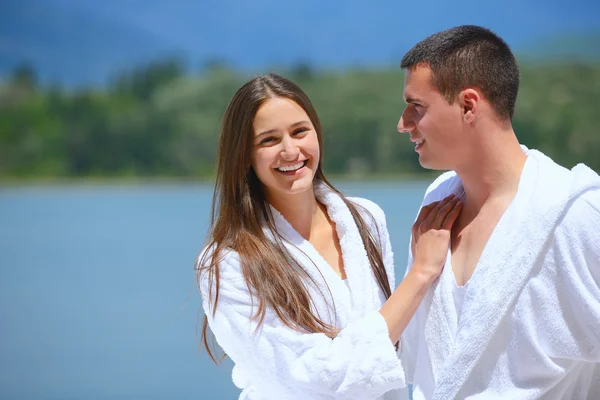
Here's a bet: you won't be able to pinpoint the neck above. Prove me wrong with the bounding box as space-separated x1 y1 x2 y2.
454 124 527 210
266 186 324 239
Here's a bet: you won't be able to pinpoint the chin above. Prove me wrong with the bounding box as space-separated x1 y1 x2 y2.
287 177 314 194
419 156 450 171
264 175 314 199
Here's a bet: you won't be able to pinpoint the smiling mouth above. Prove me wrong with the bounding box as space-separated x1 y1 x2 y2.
415 139 425 151
276 160 307 173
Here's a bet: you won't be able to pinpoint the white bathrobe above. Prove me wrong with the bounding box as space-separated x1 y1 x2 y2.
401 148 600 399
198 184 407 400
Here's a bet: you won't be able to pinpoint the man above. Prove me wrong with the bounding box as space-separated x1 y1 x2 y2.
398 25 600 399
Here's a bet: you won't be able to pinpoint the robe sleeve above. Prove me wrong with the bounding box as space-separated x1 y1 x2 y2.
551 187 600 361
347 197 411 399
199 251 407 399
398 182 449 385
398 240 419 385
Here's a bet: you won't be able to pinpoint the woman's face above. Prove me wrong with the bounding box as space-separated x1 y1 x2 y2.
251 96 320 200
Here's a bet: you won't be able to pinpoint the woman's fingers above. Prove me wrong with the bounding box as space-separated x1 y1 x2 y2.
415 200 441 226
421 195 455 229
412 200 440 237
414 194 462 242
441 200 463 230
432 197 461 228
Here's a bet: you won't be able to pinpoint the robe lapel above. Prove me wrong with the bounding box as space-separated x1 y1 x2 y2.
431 151 577 399
266 184 377 323
419 174 466 380
267 205 338 323
317 186 378 317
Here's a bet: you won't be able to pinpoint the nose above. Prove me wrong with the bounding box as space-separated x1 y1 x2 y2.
280 135 299 160
397 107 415 133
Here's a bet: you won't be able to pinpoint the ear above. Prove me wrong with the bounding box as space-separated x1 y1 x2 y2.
459 88 480 123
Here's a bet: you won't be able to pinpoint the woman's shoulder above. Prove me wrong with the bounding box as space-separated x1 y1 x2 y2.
197 244 243 279
346 196 386 224
316 183 386 226
198 243 236 262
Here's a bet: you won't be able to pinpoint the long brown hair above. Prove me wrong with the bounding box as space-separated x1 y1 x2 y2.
197 73 392 363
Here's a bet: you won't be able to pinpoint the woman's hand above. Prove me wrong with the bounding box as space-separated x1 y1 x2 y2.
410 194 462 284
379 194 463 343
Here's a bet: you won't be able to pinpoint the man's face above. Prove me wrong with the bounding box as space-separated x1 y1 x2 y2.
398 65 465 170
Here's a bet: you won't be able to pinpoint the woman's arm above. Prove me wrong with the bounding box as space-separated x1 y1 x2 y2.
380 194 462 344
200 253 405 399
199 195 460 398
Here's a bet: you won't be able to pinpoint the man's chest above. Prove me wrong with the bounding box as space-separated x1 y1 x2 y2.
450 213 504 286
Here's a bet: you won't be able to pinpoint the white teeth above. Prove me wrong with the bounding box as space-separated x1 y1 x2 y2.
277 162 304 172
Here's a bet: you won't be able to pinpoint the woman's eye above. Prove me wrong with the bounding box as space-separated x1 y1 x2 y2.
259 137 275 145
293 128 309 136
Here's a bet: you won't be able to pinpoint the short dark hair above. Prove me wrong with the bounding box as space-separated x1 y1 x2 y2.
400 25 520 120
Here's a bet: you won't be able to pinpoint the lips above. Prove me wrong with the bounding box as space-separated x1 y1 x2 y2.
414 139 425 151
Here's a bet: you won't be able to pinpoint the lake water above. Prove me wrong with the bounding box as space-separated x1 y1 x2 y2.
0 180 430 399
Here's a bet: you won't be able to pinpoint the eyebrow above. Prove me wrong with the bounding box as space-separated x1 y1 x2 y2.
404 96 423 104
256 120 311 138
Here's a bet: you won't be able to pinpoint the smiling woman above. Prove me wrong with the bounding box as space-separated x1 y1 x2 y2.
251 97 319 198
195 73 462 399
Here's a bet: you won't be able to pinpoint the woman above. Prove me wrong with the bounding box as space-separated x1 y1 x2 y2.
196 73 461 399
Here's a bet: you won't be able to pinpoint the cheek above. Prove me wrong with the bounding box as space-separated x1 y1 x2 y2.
423 109 458 135
252 150 271 175
312 142 320 160
306 135 321 158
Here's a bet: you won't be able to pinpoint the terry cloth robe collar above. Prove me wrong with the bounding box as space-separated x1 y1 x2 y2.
265 183 381 322
420 147 600 400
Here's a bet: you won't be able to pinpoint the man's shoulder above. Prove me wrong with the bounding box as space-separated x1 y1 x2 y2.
560 187 600 229
562 161 600 221
422 171 460 204
548 162 600 249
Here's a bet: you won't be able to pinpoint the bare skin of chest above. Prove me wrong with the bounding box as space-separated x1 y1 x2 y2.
451 201 511 286
310 221 346 280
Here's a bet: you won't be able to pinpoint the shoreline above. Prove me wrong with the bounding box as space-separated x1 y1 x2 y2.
0 172 440 187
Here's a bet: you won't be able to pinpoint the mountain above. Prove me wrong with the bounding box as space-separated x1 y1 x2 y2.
1 0 599 87
0 0 175 85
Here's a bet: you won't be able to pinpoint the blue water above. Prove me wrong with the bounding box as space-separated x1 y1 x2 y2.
0 181 429 399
